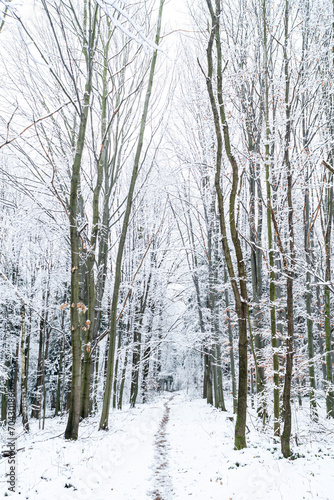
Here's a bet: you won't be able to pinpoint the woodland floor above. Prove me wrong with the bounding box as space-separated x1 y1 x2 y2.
1 391 334 499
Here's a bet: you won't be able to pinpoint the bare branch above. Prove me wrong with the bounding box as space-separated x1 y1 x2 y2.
0 102 71 150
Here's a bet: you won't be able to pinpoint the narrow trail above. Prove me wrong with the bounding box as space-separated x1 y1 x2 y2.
151 394 175 500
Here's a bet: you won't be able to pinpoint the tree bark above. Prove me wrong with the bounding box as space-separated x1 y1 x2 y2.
263 0 280 437
205 0 248 449
65 5 97 439
281 0 295 458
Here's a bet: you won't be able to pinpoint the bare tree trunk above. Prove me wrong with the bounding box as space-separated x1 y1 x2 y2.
118 347 129 411
263 0 280 437
42 327 51 430
81 22 113 419
129 324 141 408
324 173 334 417
65 5 97 438
20 304 29 432
225 273 237 414
1 325 9 422
204 0 248 449
55 335 64 417
99 0 165 430
113 329 122 409
281 0 295 457
31 306 45 419
302 0 317 420
12 336 20 423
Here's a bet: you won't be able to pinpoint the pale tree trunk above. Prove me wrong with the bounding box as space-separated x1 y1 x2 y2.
12 337 20 423
225 268 237 414
263 0 280 437
302 0 317 420
118 342 129 410
20 304 29 432
129 316 142 408
42 327 51 430
248 145 266 420
130 273 152 408
1 316 9 422
55 334 64 417
99 0 165 430
141 303 156 403
31 293 46 419
211 218 225 411
112 328 122 409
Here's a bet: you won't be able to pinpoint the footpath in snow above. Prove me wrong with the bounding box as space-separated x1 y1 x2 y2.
1 391 334 499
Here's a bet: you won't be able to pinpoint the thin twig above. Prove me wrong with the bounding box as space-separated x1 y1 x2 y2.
90 197 169 358
196 211 209 261
116 196 169 323
0 102 71 150
34 120 69 217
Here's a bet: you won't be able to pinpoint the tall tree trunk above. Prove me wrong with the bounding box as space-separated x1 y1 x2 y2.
225 273 237 414
1 329 9 422
113 329 122 409
99 0 165 430
1 308 9 423
204 351 213 405
281 0 295 458
302 0 317 419
141 341 151 403
81 22 112 419
42 327 51 430
141 308 155 403
12 336 20 423
263 0 280 437
20 304 29 432
129 323 141 408
65 5 97 439
31 306 45 419
55 335 64 417
324 173 334 417
207 207 226 411
249 156 266 419
118 347 129 411
205 0 248 449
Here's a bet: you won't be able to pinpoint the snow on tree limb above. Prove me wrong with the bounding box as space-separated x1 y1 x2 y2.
95 0 161 51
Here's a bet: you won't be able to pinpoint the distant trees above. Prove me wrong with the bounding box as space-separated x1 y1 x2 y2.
0 0 169 439
190 0 334 456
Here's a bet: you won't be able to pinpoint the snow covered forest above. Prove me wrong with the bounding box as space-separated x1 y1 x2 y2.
1 0 334 498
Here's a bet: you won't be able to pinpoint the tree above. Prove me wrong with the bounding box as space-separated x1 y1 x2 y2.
99 0 165 430
203 0 248 449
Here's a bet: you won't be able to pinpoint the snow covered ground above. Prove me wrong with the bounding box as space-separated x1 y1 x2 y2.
1 392 334 499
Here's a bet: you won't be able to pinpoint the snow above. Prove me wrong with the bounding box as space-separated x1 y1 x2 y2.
1 392 334 499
